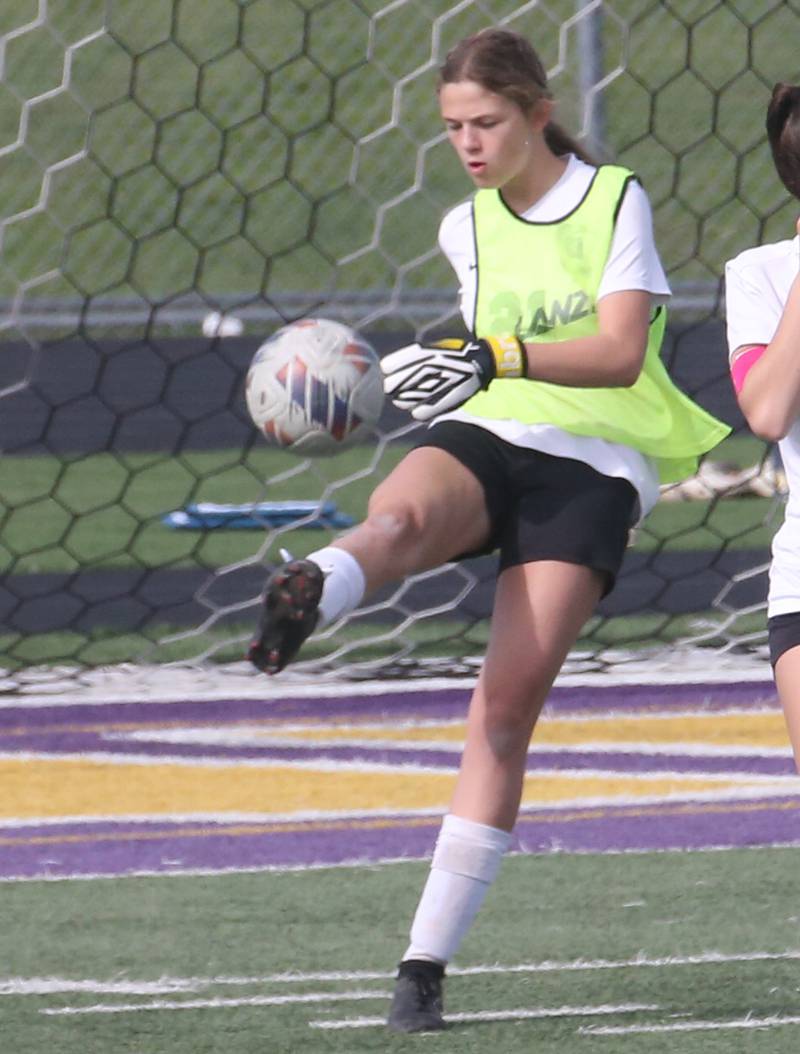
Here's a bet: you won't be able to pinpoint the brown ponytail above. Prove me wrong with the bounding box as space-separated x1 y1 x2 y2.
767 83 800 201
544 122 596 166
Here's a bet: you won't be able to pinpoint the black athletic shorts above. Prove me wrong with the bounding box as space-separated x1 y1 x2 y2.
768 611 800 667
416 420 638 597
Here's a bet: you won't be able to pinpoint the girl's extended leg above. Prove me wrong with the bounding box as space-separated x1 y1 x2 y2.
313 445 493 625
250 446 492 673
334 445 492 591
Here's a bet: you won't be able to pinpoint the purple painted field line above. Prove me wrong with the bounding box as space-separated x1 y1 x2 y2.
2 678 796 881
4 728 794 776
2 796 800 880
0 679 778 733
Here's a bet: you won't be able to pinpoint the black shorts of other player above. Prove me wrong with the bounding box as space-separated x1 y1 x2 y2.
416 420 638 597
768 611 800 667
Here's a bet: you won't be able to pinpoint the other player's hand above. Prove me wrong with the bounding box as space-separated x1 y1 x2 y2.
381 336 527 421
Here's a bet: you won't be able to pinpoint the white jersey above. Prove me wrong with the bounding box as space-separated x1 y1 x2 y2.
435 154 672 518
725 237 800 617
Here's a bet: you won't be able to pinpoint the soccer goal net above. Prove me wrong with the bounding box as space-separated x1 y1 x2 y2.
0 0 791 687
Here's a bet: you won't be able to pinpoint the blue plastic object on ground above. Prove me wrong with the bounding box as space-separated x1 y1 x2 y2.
162 501 354 530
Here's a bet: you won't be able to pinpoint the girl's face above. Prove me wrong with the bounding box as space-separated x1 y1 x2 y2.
439 79 547 189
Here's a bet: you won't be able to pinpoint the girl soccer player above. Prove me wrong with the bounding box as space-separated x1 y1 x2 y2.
725 82 800 774
249 27 730 1032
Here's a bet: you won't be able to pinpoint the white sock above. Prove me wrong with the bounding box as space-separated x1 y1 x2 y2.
306 546 366 628
403 814 512 965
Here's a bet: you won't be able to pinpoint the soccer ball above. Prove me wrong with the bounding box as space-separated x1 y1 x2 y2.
245 318 384 456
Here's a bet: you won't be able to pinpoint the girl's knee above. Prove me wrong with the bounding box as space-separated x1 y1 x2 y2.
481 690 543 761
364 496 425 546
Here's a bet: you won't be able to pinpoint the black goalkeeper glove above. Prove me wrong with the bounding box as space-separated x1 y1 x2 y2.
381 336 528 421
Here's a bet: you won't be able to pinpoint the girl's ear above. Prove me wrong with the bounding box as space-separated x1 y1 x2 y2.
528 96 554 133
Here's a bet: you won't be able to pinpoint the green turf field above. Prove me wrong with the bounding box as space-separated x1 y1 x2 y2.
4 848 800 1053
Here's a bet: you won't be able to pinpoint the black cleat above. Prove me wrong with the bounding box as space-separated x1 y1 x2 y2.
387 959 447 1033
248 559 323 675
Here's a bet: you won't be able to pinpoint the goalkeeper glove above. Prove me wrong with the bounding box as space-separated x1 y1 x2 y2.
381 335 528 422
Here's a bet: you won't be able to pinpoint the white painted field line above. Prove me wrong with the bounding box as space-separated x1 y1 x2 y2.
0 674 475 708
1 978 197 996
9 948 800 999
0 805 450 830
40 989 392 1016
0 749 456 774
452 948 800 978
7 748 796 785
311 1001 659 1030
6 840 800 884
0 651 775 708
581 1013 800 1036
109 728 795 760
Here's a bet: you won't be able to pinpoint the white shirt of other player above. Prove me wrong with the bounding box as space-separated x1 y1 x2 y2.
725 236 800 617
434 154 671 519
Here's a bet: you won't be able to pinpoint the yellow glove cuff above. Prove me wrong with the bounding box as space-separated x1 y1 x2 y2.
485 335 527 379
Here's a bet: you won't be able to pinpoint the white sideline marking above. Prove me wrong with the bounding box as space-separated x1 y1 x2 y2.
449 949 800 979
1 978 197 996
311 1002 659 1030
7 948 800 999
0 674 475 708
581 1013 800 1035
0 664 774 708
5 748 797 787
1 856 416 884
0 749 458 774
40 989 392 1016
0 806 449 830
111 727 794 760
5 841 800 884
0 673 467 703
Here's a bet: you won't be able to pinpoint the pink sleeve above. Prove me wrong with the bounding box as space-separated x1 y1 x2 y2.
730 345 766 394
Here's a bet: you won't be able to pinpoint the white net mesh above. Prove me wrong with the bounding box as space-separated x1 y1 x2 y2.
0 0 790 688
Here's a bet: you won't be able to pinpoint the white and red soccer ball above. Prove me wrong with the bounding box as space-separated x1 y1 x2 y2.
245 318 384 456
